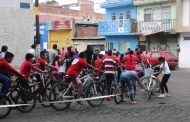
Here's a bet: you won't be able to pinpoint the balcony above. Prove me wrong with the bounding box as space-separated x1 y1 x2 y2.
134 0 175 6
98 19 137 36
137 19 176 35
100 0 133 8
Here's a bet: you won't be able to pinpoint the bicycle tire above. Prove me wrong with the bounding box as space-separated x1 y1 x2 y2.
86 83 104 107
147 90 152 100
114 87 128 104
49 83 71 111
0 95 12 119
15 90 36 113
38 87 51 107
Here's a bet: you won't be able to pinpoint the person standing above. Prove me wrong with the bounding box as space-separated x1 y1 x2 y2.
156 57 171 98
101 50 117 101
48 44 58 64
85 45 93 64
0 45 8 58
123 50 138 71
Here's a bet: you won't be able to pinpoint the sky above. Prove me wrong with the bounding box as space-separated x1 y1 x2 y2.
35 0 105 13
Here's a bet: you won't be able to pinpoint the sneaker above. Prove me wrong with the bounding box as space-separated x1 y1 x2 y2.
121 98 128 102
107 97 112 101
157 94 166 98
76 101 84 106
165 93 171 97
130 101 138 105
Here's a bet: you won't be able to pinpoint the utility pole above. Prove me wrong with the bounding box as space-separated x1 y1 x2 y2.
35 0 40 44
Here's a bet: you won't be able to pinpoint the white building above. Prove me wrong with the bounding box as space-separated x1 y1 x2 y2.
0 0 34 67
177 0 190 68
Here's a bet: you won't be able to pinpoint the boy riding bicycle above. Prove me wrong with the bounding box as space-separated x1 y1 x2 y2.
66 52 98 99
0 52 24 94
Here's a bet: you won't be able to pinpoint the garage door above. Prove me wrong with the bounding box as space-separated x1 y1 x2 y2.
179 37 190 68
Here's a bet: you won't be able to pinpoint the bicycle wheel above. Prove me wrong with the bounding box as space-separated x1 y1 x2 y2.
38 87 51 107
114 87 128 104
0 95 12 119
49 83 71 111
146 79 156 100
86 83 104 107
16 90 36 113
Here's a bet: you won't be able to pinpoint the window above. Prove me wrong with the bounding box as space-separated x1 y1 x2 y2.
162 6 171 20
144 8 152 21
126 11 131 19
112 13 116 20
119 41 130 52
152 8 162 21
107 42 114 50
184 37 190 40
151 52 161 58
166 52 176 58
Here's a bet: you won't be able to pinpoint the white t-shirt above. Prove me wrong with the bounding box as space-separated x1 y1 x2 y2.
48 49 58 64
160 61 171 74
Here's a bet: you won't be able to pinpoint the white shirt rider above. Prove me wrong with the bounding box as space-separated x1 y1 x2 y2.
160 61 171 74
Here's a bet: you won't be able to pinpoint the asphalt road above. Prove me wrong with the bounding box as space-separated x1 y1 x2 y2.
2 70 190 122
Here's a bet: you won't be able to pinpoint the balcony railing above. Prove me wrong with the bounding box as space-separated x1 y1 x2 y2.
137 19 176 35
134 0 175 5
98 19 136 36
98 19 176 36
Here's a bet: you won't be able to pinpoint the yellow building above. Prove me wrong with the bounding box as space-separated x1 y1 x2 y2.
47 20 73 49
48 29 73 49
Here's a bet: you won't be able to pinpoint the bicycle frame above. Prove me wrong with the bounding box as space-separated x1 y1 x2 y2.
59 74 98 99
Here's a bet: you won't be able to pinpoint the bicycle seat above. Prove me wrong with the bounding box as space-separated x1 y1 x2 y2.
64 75 71 84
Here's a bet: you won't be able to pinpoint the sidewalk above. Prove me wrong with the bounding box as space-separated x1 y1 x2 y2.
176 68 190 72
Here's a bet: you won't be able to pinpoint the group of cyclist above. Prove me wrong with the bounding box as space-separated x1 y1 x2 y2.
0 44 171 106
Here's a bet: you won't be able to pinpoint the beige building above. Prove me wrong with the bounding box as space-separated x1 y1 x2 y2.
176 0 190 68
134 0 178 55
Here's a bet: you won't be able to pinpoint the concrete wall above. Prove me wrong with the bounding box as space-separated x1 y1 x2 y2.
0 0 34 67
179 33 190 68
73 40 104 52
176 0 190 32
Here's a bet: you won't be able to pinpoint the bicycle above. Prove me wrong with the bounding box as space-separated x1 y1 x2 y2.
7 78 36 113
114 80 136 104
141 67 160 100
0 91 12 119
49 71 104 111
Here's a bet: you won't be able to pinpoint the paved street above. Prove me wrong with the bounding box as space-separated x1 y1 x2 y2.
2 70 190 122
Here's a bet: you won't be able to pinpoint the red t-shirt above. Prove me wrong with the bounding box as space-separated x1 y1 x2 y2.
36 58 47 71
141 54 146 62
124 54 138 70
114 56 120 66
66 58 88 77
0 58 22 77
20 61 34 79
93 59 103 76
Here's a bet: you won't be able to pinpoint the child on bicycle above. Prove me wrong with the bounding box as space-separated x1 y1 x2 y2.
66 52 98 99
0 52 24 94
20 53 46 89
93 54 103 77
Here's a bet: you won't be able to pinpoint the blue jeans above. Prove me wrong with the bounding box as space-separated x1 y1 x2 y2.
121 79 135 101
0 74 11 95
